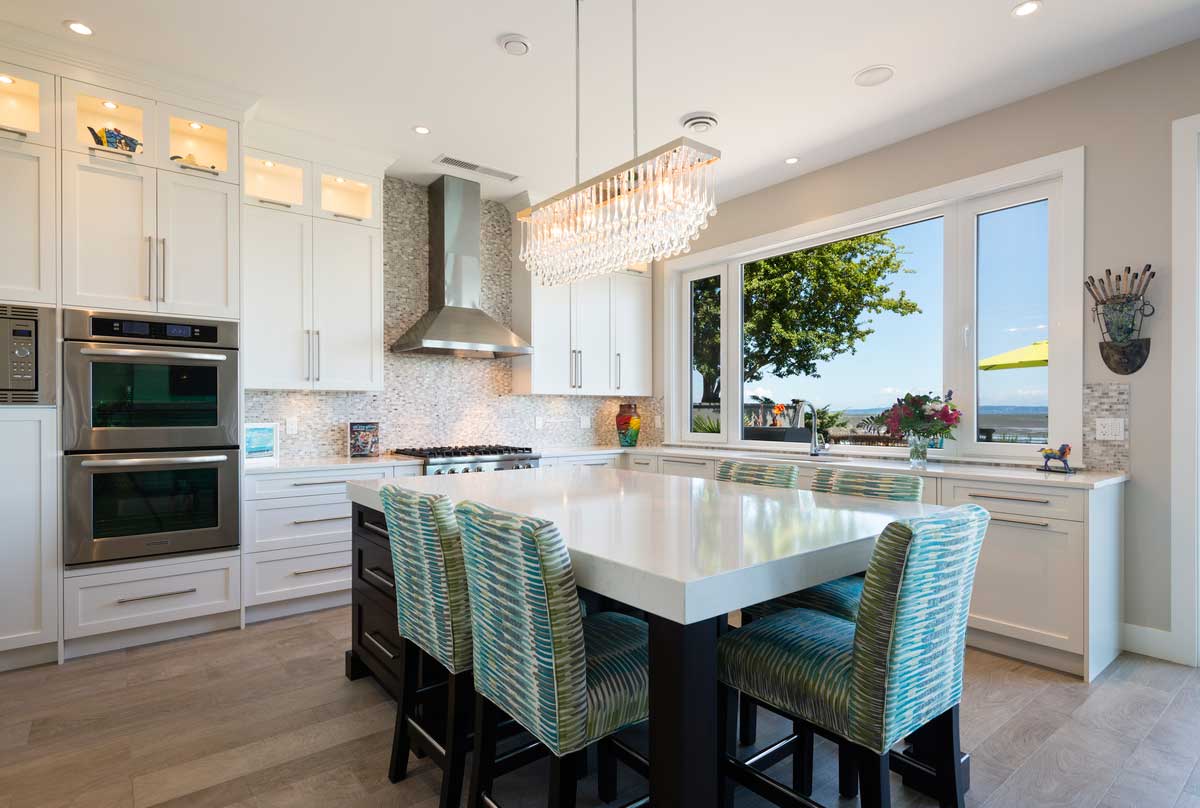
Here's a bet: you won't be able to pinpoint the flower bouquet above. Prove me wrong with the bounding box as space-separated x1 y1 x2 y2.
879 391 961 468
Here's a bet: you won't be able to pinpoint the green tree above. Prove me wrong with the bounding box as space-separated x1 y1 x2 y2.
691 232 919 402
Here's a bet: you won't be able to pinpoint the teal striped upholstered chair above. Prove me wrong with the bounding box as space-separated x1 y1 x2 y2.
378 486 475 808
717 504 990 808
715 459 801 489
455 500 650 808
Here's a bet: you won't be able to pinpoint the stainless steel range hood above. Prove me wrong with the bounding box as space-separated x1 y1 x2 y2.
391 175 532 359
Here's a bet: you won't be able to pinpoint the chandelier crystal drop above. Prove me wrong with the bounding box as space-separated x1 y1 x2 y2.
518 138 719 286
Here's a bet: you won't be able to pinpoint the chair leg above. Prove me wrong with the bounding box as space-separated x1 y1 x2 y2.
929 705 966 808
548 751 579 808
838 739 859 798
467 694 500 808
738 694 759 746
717 683 738 808
792 720 814 796
439 672 474 808
858 747 891 808
388 640 419 783
597 738 618 802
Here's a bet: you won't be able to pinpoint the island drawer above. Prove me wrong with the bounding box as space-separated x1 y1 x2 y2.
354 532 397 609
941 478 1084 522
242 544 351 607
353 596 405 691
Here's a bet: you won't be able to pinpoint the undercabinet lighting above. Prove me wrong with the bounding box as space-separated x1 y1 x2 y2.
188 121 203 130
263 160 275 168
1011 0 1042 16
413 125 431 135
0 75 13 85
102 100 118 110
784 157 799 165
335 176 346 184
64 20 93 36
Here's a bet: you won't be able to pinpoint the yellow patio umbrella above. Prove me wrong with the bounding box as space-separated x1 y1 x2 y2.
977 340 1049 371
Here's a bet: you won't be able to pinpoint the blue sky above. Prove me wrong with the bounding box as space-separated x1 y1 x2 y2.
741 203 1049 413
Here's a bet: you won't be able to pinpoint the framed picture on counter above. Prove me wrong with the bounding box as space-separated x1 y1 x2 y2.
244 423 279 467
348 421 381 458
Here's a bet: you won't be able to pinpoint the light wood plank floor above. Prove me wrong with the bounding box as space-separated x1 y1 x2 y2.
0 607 1197 808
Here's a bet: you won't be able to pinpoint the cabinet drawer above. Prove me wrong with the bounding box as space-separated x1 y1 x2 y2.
242 494 352 553
625 455 660 473
355 597 405 683
354 533 397 609
941 478 1084 522
244 467 391 500
562 454 619 468
968 515 1084 654
660 457 716 479
242 545 351 607
65 556 239 639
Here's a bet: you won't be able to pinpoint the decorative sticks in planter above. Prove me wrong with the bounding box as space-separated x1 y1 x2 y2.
1087 264 1156 375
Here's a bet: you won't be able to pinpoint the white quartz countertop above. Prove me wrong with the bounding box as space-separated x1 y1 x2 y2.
349 466 943 624
243 454 422 475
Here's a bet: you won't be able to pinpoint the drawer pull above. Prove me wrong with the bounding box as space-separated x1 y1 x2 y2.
292 479 350 487
292 563 351 576
991 516 1052 528
364 632 397 660
359 521 390 539
667 459 708 467
967 493 1051 505
364 567 395 589
117 587 197 605
291 515 352 525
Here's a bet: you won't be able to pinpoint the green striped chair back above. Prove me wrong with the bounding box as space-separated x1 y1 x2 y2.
378 486 473 674
811 467 923 502
849 503 990 752
454 500 589 756
716 460 800 489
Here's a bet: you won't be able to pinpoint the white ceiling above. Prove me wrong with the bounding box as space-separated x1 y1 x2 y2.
3 0 1200 203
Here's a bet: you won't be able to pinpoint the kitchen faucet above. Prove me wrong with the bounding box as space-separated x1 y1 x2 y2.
796 399 827 457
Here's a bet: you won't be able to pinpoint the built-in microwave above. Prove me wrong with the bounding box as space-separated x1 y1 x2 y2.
0 304 55 406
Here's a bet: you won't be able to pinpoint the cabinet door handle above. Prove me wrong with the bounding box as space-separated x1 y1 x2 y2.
990 516 1052 528
334 213 364 222
315 330 321 382
291 563 351 576
303 329 312 381
89 145 133 159
179 163 220 176
364 632 397 660
577 350 583 388
146 235 154 301
159 238 167 302
363 568 395 589
258 198 292 208
616 352 622 389
967 493 1052 505
291 515 351 525
0 125 29 138
117 587 197 604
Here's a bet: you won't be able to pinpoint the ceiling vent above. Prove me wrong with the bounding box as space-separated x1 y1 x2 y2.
433 154 519 183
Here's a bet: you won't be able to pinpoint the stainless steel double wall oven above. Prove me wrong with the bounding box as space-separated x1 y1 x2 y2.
63 310 240 566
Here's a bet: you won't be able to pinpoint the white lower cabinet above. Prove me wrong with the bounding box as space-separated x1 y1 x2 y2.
64 554 239 639
660 457 716 479
0 408 57 653
0 141 55 304
560 454 619 468
242 494 353 554
624 454 660 473
242 545 352 607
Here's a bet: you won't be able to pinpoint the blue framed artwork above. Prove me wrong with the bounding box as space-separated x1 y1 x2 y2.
245 422 279 467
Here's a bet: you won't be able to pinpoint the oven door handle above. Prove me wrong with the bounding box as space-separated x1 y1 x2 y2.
79 347 228 362
80 455 229 468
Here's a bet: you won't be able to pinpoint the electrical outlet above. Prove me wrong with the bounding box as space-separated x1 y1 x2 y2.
654 415 662 429
286 416 299 436
535 417 545 430
579 416 590 429
1095 417 1125 441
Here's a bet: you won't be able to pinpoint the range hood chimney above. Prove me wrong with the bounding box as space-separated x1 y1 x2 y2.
391 175 532 358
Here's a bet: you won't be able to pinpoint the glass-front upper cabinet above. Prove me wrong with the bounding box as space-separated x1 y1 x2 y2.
158 103 240 185
61 79 155 165
243 148 312 215
0 61 55 148
315 165 380 228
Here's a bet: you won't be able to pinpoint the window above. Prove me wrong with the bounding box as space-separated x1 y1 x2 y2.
670 151 1083 461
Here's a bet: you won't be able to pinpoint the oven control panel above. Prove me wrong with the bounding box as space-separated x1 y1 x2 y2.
91 316 219 344
1 317 37 391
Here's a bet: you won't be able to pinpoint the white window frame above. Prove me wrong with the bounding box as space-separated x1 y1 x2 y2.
679 263 731 444
663 148 1085 463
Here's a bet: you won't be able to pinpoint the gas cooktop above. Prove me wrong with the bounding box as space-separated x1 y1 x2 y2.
389 445 540 475
390 445 535 459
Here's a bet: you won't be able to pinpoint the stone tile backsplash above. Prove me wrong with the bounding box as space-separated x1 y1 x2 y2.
244 177 663 460
1082 382 1130 472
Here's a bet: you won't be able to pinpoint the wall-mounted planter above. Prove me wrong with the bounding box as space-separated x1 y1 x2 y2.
1099 338 1150 375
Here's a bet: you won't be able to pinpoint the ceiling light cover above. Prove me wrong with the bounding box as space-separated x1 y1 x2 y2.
413 125 431 135
1012 0 1042 16
853 64 895 87
64 20 93 35
518 137 720 286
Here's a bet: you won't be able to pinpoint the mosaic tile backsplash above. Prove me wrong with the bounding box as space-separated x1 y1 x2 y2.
244 177 664 460
1082 382 1130 472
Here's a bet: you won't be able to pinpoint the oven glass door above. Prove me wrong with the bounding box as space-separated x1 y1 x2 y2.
65 451 239 565
63 343 239 451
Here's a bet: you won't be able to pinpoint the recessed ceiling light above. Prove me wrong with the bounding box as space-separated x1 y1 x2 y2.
102 100 118 110
784 157 799 165
64 20 93 36
1011 0 1042 17
188 121 203 130
852 64 895 88
498 34 532 56
263 160 275 168
335 176 346 184
0 76 13 85
413 125 431 135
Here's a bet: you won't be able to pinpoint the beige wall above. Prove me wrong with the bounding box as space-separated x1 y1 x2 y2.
689 39 1200 631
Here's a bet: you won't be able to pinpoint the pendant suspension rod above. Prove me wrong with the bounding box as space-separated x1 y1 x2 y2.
632 0 639 157
575 0 581 185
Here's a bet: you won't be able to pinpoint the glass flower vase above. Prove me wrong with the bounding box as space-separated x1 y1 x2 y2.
906 433 929 470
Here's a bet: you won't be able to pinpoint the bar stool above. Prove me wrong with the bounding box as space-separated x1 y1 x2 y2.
715 459 801 489
455 499 651 808
717 504 990 808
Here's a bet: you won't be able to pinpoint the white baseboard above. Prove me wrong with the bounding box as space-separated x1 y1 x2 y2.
1121 622 1197 666
245 590 350 624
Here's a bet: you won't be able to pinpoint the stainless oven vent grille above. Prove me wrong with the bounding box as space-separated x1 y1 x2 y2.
0 304 39 318
0 391 39 404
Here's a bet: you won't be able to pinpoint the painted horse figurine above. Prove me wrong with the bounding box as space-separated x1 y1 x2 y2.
1039 443 1072 473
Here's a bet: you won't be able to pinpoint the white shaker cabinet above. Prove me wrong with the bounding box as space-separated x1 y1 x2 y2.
313 219 384 391
0 140 55 304
522 281 574 395
0 408 58 654
573 276 611 394
242 206 314 389
157 171 239 318
62 151 158 312
610 271 652 396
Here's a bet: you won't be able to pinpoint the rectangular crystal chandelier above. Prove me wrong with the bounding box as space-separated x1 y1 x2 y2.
517 137 720 287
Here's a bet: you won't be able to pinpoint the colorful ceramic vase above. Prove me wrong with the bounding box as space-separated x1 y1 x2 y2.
616 403 641 447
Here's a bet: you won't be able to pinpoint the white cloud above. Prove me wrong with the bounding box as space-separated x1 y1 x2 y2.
1005 324 1048 333
879 386 902 396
